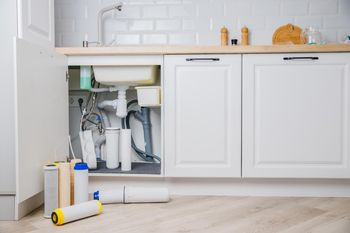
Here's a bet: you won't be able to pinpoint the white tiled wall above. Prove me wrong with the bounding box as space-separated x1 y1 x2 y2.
55 0 350 46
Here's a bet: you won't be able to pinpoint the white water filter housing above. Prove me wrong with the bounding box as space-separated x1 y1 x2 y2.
93 186 170 204
43 164 58 218
125 186 170 203
51 200 102 226
74 163 89 204
120 129 132 171
93 187 124 204
105 128 120 169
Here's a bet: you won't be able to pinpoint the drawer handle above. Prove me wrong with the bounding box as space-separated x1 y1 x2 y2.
186 58 220 62
283 57 319 61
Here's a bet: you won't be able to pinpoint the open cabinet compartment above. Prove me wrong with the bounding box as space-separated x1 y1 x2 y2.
67 61 163 177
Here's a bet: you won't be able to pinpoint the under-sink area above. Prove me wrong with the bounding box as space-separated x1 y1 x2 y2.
68 64 162 177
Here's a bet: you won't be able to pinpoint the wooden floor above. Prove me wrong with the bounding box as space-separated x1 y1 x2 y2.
1 196 350 233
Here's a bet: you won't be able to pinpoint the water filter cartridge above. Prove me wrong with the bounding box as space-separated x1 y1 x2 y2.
58 162 70 208
105 128 120 169
70 159 81 205
124 186 170 203
44 164 58 218
120 129 132 171
93 186 170 204
51 200 102 226
93 187 124 204
74 163 89 204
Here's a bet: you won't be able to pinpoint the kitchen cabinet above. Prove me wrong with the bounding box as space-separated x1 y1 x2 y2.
242 53 350 178
164 55 241 177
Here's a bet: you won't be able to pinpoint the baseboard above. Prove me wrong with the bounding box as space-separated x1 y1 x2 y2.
16 191 43 220
0 195 15 220
89 177 350 197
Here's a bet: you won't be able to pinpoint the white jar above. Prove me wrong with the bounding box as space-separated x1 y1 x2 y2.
74 162 89 204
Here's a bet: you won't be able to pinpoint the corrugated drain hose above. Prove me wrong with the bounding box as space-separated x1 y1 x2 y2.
122 100 161 162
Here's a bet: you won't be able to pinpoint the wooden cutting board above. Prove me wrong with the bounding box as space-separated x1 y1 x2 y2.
272 24 304 45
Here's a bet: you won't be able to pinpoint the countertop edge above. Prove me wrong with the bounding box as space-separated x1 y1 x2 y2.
55 44 350 56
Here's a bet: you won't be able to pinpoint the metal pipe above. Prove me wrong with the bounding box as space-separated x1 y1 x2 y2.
97 3 123 46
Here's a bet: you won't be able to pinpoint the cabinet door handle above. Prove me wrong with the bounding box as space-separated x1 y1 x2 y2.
186 58 220 62
283 57 319 61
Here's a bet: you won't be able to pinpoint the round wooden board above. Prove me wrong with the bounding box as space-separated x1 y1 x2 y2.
272 24 304 45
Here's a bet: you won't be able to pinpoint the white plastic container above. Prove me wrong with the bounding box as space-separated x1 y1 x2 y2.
74 162 89 204
44 164 58 218
51 200 102 226
135 86 161 107
120 129 132 171
105 128 120 169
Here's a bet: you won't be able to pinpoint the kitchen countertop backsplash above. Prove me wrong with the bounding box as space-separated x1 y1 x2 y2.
55 0 350 47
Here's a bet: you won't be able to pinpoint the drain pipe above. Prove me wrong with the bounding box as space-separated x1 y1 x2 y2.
134 107 153 160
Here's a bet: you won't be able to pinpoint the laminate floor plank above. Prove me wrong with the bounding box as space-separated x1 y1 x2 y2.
1 196 350 233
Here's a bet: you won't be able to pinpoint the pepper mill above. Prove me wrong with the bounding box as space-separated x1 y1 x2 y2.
221 26 229 46
241 26 249 45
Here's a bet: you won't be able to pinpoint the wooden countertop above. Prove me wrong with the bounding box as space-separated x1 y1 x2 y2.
56 44 350 56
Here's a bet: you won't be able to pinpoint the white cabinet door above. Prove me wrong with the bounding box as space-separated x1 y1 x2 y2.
164 55 241 177
17 0 55 48
243 53 350 178
15 38 68 204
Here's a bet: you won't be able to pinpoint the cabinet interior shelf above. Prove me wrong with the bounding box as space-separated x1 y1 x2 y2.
89 161 161 176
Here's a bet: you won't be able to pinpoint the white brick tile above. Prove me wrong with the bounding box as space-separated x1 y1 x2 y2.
310 0 338 15
323 15 350 28
169 33 196 44
197 2 224 18
61 4 87 19
155 0 182 4
114 6 141 19
122 0 154 5
266 16 295 30
55 0 349 46
196 32 218 45
129 20 154 31
56 19 74 32
238 16 266 30
250 29 274 45
295 16 323 29
62 32 86 46
104 18 129 32
55 33 62 47
281 0 308 16
168 4 196 18
142 34 167 44
337 29 350 42
142 6 168 18
155 19 181 31
339 0 350 14
74 19 95 34
319 29 338 43
183 19 196 31
115 34 141 44
225 2 253 16
253 0 281 16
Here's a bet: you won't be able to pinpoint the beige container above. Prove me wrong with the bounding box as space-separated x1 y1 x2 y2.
135 86 161 107
58 162 70 208
70 159 81 205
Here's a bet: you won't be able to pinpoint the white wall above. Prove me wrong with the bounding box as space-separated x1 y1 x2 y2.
55 0 350 46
